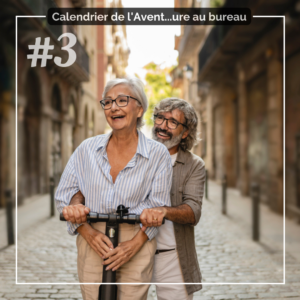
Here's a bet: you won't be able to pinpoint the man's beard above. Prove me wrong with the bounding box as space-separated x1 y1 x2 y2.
152 127 184 150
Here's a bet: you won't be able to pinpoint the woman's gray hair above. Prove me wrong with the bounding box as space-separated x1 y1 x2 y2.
153 97 200 151
102 77 148 129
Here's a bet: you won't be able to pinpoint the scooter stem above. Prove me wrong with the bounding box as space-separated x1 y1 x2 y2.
98 217 118 300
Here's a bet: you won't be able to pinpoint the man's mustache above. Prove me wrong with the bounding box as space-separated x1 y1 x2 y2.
154 127 173 139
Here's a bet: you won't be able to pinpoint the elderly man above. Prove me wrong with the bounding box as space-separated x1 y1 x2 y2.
65 97 205 300
140 97 205 300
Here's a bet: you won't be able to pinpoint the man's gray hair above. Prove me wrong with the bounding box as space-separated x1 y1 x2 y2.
102 77 148 128
153 97 200 151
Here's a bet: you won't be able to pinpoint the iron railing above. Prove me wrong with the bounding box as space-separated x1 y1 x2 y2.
198 0 253 73
199 25 231 72
22 0 63 40
66 25 90 77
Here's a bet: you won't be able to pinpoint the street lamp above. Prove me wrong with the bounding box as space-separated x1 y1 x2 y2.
183 63 210 96
183 64 193 80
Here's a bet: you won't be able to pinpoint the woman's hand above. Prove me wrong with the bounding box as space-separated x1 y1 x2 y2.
102 230 148 271
77 223 114 258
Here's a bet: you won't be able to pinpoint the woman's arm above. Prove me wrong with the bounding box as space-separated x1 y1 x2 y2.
136 146 173 240
102 229 148 271
77 223 115 258
55 150 84 235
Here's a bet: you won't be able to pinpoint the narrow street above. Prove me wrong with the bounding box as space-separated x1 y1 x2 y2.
0 181 299 300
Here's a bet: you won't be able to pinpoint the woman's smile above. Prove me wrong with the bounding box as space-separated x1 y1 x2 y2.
111 114 125 120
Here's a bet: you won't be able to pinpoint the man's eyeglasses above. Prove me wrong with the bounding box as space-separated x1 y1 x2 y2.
100 95 140 110
154 114 187 130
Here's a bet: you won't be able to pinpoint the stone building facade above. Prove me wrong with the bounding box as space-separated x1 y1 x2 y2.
175 0 299 217
0 0 129 207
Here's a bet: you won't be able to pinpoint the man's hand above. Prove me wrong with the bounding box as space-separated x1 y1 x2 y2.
140 207 167 231
62 204 90 224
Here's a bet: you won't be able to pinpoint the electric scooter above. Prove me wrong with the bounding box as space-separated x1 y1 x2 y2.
60 204 163 300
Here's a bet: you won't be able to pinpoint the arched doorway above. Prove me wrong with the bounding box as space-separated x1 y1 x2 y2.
51 84 62 185
24 69 41 197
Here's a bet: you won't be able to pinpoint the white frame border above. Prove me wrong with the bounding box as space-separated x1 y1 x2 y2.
15 14 286 285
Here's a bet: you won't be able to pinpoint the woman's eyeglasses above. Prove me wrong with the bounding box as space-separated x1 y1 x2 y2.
100 95 140 110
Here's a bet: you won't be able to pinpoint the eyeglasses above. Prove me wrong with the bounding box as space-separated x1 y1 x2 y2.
99 95 140 110
153 114 187 130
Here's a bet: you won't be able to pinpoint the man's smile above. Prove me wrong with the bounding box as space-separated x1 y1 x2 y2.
155 128 172 140
157 132 170 139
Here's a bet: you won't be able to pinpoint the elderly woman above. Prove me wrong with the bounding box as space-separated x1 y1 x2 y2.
55 77 172 300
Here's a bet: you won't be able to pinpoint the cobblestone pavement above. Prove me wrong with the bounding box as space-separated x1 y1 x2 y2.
0 182 300 299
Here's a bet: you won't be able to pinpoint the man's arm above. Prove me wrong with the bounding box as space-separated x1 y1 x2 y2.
140 158 205 229
165 204 195 224
160 204 195 224
62 190 89 224
70 190 85 205
140 204 194 231
180 158 205 225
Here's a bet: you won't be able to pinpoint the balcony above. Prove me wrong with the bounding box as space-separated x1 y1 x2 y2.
66 25 89 80
197 0 293 82
71 0 87 7
177 24 205 68
198 25 231 72
21 0 63 40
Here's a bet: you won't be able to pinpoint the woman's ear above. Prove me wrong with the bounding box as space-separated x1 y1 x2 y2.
137 107 144 118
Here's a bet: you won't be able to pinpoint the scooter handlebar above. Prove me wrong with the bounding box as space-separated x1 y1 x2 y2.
60 212 109 222
60 213 165 224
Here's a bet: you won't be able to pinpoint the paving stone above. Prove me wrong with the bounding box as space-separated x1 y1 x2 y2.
50 295 76 299
237 294 257 299
280 292 300 297
258 293 282 298
67 295 83 298
57 290 81 294
205 290 230 295
213 295 236 300
15 288 37 293
25 294 50 298
3 293 26 298
38 289 58 293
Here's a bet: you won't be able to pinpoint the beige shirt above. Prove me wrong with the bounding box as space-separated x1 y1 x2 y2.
171 147 205 295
